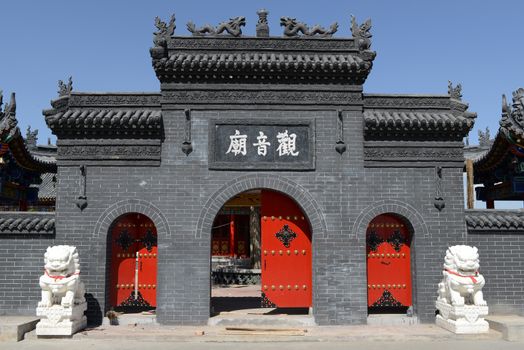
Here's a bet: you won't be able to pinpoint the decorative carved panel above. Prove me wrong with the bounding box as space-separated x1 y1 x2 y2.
162 90 362 106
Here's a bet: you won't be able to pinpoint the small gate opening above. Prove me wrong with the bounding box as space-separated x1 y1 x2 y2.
210 189 311 316
108 212 157 313
366 213 413 315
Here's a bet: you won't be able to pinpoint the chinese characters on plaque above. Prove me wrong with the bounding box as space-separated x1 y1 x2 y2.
209 120 314 170
226 130 299 157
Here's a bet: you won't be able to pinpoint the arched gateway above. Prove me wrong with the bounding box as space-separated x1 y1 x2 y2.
210 189 312 309
28 11 476 326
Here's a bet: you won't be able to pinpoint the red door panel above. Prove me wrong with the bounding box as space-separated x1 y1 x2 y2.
260 190 312 308
366 214 412 308
110 213 157 309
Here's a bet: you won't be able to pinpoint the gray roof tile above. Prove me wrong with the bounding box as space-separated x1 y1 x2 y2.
364 110 474 133
0 212 55 234
46 109 161 130
465 209 524 231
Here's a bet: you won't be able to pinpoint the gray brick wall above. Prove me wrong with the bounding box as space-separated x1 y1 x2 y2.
466 231 524 316
0 234 55 316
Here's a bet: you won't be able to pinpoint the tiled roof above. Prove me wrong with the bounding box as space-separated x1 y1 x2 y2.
45 109 161 129
153 52 373 84
0 92 57 173
0 212 55 234
36 173 56 199
45 108 162 137
364 110 475 139
7 137 57 173
167 52 366 71
472 88 524 176
465 209 524 231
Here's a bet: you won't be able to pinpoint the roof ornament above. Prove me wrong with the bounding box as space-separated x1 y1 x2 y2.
0 92 19 142
502 93 511 116
153 14 176 47
3 92 16 117
58 76 73 97
26 126 38 150
256 9 269 37
280 17 338 38
0 90 3 110
478 127 491 147
448 81 462 100
500 88 524 139
350 15 372 50
511 88 524 121
187 17 246 37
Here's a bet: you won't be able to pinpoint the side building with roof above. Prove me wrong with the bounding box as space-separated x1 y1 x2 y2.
0 92 56 211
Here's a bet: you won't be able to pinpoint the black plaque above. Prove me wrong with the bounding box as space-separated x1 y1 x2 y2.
209 119 315 170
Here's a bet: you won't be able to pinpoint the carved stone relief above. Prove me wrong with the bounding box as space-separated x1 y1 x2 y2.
280 17 338 38
187 17 246 37
162 90 362 105
58 145 161 160
182 108 193 156
434 166 445 211
335 109 346 155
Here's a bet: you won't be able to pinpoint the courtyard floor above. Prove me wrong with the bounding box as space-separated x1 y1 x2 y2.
2 285 523 349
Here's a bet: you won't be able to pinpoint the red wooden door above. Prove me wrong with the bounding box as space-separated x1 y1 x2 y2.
109 213 157 309
260 190 312 308
366 214 412 309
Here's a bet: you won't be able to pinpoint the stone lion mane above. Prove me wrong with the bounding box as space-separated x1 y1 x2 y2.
38 245 85 308
437 245 486 306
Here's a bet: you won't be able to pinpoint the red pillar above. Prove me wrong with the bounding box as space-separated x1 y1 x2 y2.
486 199 495 209
229 214 235 257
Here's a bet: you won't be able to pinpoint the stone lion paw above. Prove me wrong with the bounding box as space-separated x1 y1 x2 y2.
38 300 52 308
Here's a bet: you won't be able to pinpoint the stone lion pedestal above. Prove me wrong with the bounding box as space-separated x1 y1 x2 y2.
436 300 488 334
36 245 87 337
435 245 489 334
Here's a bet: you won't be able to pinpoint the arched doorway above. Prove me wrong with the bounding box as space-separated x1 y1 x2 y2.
109 212 157 311
366 213 412 313
210 189 312 313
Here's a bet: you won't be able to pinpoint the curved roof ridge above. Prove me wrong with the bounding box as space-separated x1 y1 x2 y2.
0 91 57 173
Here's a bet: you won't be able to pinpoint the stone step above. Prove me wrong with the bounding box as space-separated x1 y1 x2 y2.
367 314 419 326
486 315 524 341
102 312 157 326
0 316 40 341
208 309 315 328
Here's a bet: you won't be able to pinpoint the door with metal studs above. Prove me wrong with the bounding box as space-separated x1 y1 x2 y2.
366 214 412 311
109 213 158 309
260 190 312 308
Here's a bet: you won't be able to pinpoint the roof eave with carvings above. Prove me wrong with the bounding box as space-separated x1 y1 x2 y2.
0 93 57 173
44 92 163 138
363 94 476 141
471 132 509 180
151 36 376 85
473 89 524 179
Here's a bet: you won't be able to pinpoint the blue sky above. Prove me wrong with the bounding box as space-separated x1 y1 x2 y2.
0 1 522 145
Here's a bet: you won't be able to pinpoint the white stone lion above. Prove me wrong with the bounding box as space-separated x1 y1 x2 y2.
38 245 85 308
437 245 486 306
